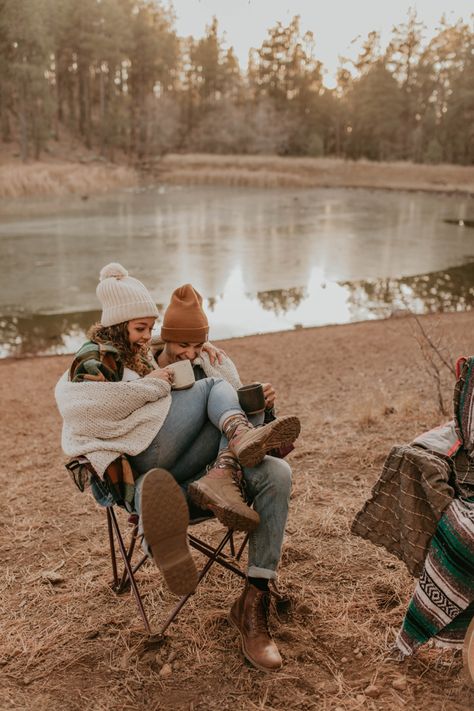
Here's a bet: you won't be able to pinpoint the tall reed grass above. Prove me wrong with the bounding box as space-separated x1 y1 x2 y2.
0 162 138 198
159 154 474 194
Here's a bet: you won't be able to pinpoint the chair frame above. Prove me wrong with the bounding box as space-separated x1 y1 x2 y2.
106 505 249 635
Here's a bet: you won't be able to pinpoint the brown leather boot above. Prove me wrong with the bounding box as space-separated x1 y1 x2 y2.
188 450 260 532
228 582 282 672
223 414 301 468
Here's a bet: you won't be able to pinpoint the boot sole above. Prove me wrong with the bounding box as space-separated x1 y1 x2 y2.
236 416 301 468
228 609 282 672
141 468 198 596
188 483 260 532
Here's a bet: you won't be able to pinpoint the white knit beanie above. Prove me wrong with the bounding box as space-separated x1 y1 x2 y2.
96 262 159 327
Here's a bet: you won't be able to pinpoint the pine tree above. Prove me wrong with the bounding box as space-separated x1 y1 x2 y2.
0 0 53 160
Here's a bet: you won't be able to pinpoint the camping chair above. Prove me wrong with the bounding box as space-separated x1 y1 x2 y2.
66 456 249 636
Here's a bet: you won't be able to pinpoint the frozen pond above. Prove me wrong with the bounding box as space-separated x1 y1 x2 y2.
0 185 473 356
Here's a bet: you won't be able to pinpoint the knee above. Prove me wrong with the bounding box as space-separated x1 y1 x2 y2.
263 457 292 496
191 377 221 397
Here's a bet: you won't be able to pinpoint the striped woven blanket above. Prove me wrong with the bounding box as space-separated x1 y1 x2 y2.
397 497 474 655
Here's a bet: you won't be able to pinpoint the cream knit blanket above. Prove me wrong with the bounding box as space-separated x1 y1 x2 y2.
55 351 242 476
55 373 172 476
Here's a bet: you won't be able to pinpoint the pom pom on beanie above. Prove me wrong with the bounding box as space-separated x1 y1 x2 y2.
99 262 129 281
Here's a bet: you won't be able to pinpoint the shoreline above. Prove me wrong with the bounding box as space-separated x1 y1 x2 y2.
0 318 374 363
0 308 467 363
1 154 474 199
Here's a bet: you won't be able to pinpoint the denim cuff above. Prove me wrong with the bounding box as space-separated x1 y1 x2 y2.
247 565 277 580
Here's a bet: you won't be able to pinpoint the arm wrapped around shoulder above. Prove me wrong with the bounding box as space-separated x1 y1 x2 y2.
197 350 242 390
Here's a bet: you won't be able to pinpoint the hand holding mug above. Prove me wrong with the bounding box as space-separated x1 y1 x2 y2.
166 360 195 390
262 382 276 410
146 368 174 384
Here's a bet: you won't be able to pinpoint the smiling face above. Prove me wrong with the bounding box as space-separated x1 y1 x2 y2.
127 317 156 347
162 341 205 364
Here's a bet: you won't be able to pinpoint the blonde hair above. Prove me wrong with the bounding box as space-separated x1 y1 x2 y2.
88 321 154 377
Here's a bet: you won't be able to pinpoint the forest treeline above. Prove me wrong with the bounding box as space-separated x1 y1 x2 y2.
1 1 473 164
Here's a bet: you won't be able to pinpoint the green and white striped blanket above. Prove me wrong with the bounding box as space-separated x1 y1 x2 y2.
396 497 474 655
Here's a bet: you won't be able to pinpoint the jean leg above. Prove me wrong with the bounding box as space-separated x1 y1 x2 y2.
129 377 241 476
206 378 242 428
242 456 292 579
170 421 220 484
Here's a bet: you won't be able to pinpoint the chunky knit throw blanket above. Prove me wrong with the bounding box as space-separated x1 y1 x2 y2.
55 373 172 477
396 497 474 655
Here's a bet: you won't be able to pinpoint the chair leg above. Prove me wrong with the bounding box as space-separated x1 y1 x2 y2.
106 507 119 589
188 533 246 579
116 521 138 593
236 533 249 561
107 507 152 635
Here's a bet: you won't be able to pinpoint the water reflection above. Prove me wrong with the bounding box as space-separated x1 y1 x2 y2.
2 262 473 358
256 287 307 314
342 262 474 320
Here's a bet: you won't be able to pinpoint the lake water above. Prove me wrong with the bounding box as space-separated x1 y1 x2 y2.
1 184 473 357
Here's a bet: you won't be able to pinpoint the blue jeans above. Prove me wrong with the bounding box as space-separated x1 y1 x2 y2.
242 455 291 579
129 377 241 479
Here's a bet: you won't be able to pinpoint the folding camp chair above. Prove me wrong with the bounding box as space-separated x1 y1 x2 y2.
106 504 249 635
66 455 249 635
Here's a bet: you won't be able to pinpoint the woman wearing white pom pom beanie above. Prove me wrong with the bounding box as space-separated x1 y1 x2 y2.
55 263 300 609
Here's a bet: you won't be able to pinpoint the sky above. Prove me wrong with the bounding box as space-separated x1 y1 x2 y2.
171 0 474 86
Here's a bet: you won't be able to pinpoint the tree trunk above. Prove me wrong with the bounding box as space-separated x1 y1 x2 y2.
19 80 29 162
0 85 11 142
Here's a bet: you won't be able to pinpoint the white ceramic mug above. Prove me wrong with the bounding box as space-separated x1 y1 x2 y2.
167 359 195 390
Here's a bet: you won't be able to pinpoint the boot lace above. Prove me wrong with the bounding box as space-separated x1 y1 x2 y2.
251 591 271 635
207 450 249 499
222 413 253 441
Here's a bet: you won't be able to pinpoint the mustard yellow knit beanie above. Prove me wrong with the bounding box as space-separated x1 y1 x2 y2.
160 284 209 343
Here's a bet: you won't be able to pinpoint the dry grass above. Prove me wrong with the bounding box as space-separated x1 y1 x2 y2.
1 312 474 710
2 149 474 198
0 162 139 198
157 154 474 195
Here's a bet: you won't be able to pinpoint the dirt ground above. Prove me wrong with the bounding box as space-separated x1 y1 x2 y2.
1 312 474 711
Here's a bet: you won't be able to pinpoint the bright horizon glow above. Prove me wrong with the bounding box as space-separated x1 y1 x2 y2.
171 0 474 87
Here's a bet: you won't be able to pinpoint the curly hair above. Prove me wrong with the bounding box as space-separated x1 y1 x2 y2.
87 321 154 377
